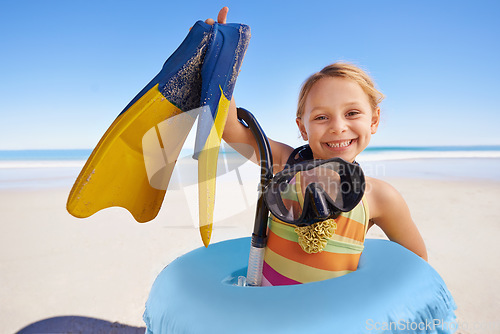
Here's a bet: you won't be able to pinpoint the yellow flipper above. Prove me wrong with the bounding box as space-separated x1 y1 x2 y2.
67 84 194 222
197 89 231 246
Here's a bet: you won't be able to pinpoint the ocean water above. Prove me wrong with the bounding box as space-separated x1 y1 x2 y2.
1 146 500 189
358 145 500 161
357 146 500 181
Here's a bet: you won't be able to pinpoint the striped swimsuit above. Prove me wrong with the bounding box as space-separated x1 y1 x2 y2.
262 173 370 286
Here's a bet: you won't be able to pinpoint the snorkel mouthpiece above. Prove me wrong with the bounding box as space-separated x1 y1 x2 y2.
310 185 333 222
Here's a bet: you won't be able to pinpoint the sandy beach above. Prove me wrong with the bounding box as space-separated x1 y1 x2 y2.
1 158 499 333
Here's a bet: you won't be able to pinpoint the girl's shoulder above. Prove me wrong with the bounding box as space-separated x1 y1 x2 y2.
364 177 408 221
269 139 295 173
364 177 428 260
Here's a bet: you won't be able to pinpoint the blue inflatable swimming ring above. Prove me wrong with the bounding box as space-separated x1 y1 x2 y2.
144 238 456 334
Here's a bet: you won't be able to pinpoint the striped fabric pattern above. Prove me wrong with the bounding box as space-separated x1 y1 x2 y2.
262 174 369 286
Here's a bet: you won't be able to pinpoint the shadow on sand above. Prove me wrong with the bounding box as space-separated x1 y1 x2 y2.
15 316 146 334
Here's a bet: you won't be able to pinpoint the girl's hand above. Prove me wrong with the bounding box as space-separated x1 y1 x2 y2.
205 7 229 25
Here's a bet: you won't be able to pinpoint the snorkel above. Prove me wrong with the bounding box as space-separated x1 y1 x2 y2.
236 108 365 286
236 108 273 286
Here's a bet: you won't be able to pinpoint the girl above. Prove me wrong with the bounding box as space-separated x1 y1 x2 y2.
208 8 427 285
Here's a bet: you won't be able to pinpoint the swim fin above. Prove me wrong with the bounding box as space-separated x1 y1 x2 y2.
67 21 210 222
67 21 250 247
195 23 251 246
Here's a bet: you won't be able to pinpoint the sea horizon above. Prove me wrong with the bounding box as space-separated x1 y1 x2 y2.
1 146 500 189
1 145 500 167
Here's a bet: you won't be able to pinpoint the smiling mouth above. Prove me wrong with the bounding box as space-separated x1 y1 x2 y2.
325 139 354 148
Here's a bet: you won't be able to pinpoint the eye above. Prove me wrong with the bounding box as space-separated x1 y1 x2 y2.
346 110 360 117
313 115 327 121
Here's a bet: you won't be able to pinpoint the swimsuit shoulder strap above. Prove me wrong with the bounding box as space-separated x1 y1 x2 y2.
285 144 314 167
286 145 360 166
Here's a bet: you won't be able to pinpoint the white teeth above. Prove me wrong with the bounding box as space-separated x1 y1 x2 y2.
326 140 352 148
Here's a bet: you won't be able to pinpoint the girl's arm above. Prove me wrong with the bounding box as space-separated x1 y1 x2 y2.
366 177 428 261
223 97 294 172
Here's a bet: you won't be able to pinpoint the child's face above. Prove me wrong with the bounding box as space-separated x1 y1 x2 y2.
296 77 380 162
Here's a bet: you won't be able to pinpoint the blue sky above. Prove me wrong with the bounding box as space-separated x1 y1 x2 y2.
1 0 499 150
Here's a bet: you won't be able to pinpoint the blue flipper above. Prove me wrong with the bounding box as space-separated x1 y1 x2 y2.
67 20 251 248
195 23 251 246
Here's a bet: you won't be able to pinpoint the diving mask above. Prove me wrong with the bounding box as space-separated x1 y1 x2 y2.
264 158 365 227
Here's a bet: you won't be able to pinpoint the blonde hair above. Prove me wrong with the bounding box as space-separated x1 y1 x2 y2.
297 62 385 118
